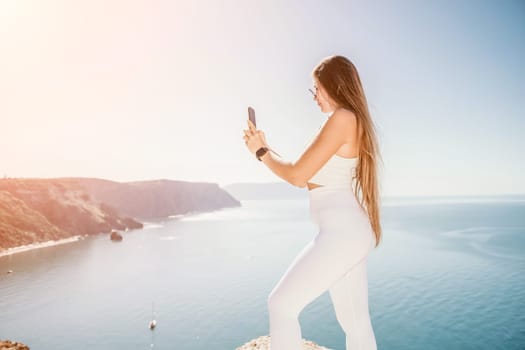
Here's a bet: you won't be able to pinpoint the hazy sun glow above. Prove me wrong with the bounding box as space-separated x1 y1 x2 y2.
1 0 524 196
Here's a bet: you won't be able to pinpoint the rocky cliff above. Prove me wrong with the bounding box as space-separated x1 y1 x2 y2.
0 190 71 252
235 335 331 349
0 177 240 252
0 178 143 251
61 177 241 220
0 340 30 350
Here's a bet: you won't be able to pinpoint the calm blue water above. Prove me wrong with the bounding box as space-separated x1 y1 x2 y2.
1 196 524 349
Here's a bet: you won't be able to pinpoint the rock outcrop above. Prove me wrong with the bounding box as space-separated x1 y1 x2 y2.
235 335 332 350
110 230 123 241
0 340 30 350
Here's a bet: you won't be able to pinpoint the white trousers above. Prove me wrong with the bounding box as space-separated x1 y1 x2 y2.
268 185 378 350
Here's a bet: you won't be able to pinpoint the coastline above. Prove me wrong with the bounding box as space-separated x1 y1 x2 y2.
0 235 84 258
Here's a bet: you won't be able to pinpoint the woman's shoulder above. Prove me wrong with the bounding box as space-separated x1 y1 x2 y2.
325 108 356 131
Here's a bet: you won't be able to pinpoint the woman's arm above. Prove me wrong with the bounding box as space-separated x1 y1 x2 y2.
259 109 355 188
259 151 305 188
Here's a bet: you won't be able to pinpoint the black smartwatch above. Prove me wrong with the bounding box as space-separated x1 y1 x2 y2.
256 146 269 161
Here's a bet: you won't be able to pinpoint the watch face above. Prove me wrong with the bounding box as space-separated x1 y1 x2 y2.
256 147 268 160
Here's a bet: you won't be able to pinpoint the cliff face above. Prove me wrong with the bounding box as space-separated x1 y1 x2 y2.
60 177 241 220
0 179 143 251
0 190 70 249
0 177 241 251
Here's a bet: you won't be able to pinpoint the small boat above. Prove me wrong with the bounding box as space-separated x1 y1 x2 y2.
149 302 157 330
149 319 157 330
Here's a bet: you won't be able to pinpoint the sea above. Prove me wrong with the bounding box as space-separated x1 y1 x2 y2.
1 195 524 350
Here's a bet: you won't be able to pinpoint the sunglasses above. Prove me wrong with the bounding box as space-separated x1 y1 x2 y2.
308 85 319 97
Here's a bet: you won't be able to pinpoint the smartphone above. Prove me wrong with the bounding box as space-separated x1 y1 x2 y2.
246 106 282 158
248 106 256 128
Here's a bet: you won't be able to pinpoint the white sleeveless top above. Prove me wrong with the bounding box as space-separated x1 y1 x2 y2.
308 154 358 188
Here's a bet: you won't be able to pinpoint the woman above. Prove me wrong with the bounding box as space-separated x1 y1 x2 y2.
243 55 382 350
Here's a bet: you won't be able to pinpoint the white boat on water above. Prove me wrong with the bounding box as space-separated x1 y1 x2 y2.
149 302 157 330
149 319 157 329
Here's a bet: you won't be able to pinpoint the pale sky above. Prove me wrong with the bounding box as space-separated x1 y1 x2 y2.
1 0 524 196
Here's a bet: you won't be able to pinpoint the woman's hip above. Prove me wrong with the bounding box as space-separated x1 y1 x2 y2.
308 186 373 239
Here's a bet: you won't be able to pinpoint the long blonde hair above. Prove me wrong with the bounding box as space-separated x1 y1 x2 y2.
312 55 383 248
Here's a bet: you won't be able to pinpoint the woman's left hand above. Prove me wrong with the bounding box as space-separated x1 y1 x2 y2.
243 119 268 155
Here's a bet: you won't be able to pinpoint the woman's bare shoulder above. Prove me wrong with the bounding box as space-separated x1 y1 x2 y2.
324 108 356 133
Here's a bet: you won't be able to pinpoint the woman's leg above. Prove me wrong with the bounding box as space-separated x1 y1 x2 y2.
329 257 377 350
267 227 373 350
